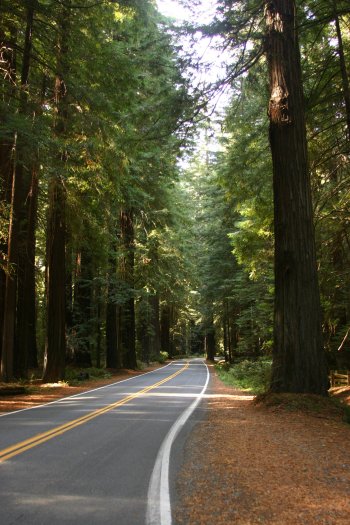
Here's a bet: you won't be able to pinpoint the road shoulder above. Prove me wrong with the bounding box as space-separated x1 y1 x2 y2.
0 364 164 415
174 365 350 525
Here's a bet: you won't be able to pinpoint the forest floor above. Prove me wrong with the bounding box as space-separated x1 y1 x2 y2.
174 364 350 525
1 362 350 525
0 364 163 414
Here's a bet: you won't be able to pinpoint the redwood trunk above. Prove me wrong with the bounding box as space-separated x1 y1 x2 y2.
119 210 137 369
150 293 161 358
14 3 38 376
205 332 216 362
106 290 121 368
0 19 17 380
106 245 122 369
43 5 70 382
15 165 39 373
333 8 350 143
161 303 170 355
43 177 66 381
265 0 328 394
72 246 93 363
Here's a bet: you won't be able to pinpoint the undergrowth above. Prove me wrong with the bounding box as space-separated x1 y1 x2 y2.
65 367 112 385
216 358 272 394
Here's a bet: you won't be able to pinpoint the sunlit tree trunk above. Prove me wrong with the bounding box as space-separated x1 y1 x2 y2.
265 0 328 394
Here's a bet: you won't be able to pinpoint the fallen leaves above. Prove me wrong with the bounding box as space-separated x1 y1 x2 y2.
174 371 350 525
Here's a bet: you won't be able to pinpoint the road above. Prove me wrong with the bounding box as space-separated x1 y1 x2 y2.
0 359 209 525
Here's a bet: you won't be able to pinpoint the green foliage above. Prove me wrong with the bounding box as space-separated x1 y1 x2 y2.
3 0 350 385
216 358 272 394
159 351 169 363
64 367 112 385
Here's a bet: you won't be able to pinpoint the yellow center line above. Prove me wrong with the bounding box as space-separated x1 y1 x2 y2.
0 362 190 464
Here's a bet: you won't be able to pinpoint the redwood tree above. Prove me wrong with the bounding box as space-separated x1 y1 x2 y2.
43 4 70 382
265 0 328 394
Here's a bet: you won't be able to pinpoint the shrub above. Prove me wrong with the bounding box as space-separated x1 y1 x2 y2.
216 358 272 394
159 351 169 363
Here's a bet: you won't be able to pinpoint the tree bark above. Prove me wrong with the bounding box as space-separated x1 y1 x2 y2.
43 177 66 382
14 3 38 376
43 4 70 382
71 246 93 364
0 17 17 380
265 0 328 394
204 312 216 361
15 164 39 372
150 293 161 358
1 152 19 381
119 209 137 369
333 6 350 143
161 303 171 355
106 242 122 369
106 284 122 369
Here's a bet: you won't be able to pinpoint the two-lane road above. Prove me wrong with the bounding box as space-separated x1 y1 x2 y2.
0 359 209 525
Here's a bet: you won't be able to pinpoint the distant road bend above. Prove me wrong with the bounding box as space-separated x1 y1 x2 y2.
0 358 209 525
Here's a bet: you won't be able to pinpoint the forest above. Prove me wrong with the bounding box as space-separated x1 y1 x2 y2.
1 0 350 395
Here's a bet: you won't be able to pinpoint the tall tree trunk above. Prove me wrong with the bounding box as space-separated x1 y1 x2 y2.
204 313 216 361
106 290 121 369
72 246 93 364
223 300 229 361
0 18 17 380
150 293 161 358
14 3 38 376
43 177 66 381
96 295 102 369
1 151 18 381
265 0 328 394
119 209 137 369
0 140 15 369
106 244 122 369
205 331 216 362
138 297 151 363
16 164 39 372
161 302 170 355
333 6 350 143
43 4 70 382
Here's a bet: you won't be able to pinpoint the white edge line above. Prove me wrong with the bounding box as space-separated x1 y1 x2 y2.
146 359 210 525
0 361 175 418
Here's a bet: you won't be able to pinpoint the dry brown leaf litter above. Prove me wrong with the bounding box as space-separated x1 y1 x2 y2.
174 366 350 525
0 365 162 414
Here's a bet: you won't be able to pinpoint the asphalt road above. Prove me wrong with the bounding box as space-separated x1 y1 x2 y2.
0 359 209 525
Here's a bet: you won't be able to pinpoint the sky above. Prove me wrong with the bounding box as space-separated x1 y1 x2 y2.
157 0 231 120
157 0 189 21
157 0 218 24
156 0 231 160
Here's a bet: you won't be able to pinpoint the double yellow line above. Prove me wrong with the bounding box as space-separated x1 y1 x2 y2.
0 362 189 464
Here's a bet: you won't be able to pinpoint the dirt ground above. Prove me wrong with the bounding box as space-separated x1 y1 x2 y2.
0 365 162 414
1 363 349 525
174 365 350 525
